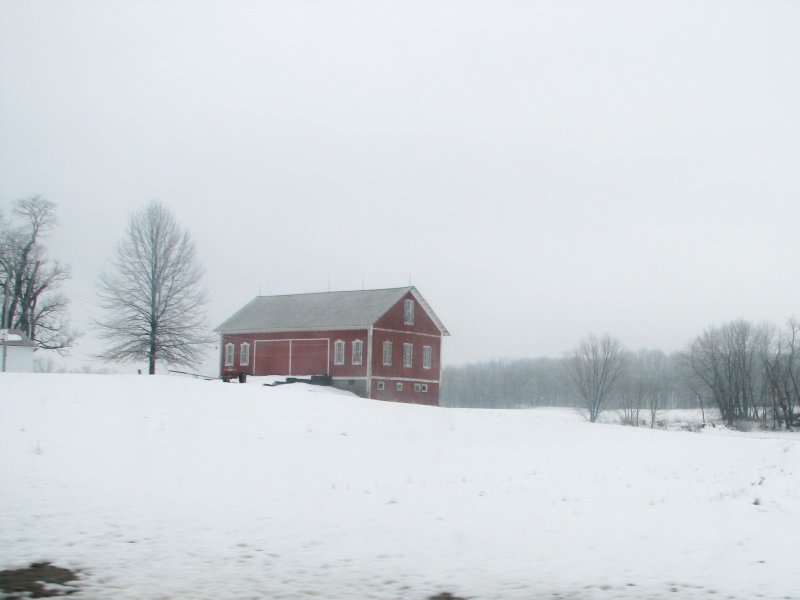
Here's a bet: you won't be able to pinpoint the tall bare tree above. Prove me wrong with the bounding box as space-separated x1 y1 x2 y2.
618 360 644 426
0 196 76 350
683 320 760 426
638 349 668 428
96 201 210 374
760 319 800 430
566 334 627 422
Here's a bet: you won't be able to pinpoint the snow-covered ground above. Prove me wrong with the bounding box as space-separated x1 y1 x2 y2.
1 373 798 600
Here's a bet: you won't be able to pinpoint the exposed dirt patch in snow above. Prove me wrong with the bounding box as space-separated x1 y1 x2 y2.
0 562 79 598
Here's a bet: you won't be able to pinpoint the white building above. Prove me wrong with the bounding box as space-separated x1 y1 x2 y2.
1 329 38 372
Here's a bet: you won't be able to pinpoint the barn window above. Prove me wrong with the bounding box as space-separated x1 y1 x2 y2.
240 342 250 366
423 345 432 369
404 299 415 325
414 383 429 393
352 340 363 365
377 381 385 391
403 343 413 367
334 340 345 365
396 382 403 391
382 340 392 366
224 343 235 367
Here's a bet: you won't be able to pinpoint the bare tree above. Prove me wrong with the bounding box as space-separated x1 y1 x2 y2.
639 349 668 428
0 196 77 350
683 320 760 426
96 201 211 374
566 334 627 423
618 361 643 426
760 319 800 430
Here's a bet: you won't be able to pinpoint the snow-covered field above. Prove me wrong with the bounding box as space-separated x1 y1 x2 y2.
1 374 798 600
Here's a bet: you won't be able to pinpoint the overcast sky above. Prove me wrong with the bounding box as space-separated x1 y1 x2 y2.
2 1 799 373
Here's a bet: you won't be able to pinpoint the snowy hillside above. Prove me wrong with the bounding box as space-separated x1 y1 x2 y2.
1 374 798 600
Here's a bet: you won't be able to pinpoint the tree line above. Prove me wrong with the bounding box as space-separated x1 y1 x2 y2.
443 325 800 430
441 349 696 416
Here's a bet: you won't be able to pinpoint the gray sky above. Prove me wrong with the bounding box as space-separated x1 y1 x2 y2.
2 1 799 373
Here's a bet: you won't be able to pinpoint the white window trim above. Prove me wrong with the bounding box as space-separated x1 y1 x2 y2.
334 340 345 365
404 299 415 325
240 342 250 366
382 340 392 366
368 376 439 384
224 343 235 367
403 343 413 368
373 327 441 339
352 339 363 365
396 382 403 391
377 381 385 390
423 345 432 369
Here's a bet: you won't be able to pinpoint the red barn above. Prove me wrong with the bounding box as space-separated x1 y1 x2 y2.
215 287 449 405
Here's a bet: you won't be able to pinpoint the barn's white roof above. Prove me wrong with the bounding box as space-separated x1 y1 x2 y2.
215 286 449 335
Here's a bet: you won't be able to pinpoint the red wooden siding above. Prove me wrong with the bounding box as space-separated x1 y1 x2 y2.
255 340 291 374
290 339 330 375
373 291 442 336
371 330 441 381
221 330 369 378
252 339 329 376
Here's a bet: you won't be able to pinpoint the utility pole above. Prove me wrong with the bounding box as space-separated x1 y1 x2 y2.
1 328 8 373
2 271 8 372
